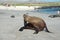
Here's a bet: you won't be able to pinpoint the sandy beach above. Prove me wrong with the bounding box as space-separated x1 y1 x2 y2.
0 6 40 11
0 8 60 40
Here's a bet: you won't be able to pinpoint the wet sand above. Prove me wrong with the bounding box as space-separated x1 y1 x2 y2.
0 10 60 40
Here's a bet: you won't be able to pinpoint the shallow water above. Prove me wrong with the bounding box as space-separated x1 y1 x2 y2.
33 8 60 14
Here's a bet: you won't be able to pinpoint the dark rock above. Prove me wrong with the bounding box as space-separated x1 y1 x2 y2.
11 15 15 18
48 14 60 18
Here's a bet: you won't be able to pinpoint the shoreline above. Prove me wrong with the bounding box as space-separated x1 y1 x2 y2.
0 6 40 11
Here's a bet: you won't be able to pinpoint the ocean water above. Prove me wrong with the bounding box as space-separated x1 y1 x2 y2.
33 8 60 14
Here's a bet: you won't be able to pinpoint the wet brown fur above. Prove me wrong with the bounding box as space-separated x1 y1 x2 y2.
19 14 50 34
23 14 46 31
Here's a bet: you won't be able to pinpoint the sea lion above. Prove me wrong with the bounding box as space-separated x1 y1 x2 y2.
19 14 51 34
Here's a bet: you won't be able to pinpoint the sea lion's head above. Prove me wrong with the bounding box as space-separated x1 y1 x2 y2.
23 13 29 18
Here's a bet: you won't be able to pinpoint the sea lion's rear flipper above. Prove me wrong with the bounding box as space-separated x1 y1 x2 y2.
45 26 52 33
33 26 40 34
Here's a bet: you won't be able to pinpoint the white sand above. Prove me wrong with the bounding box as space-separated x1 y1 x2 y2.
0 6 40 11
0 10 60 40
